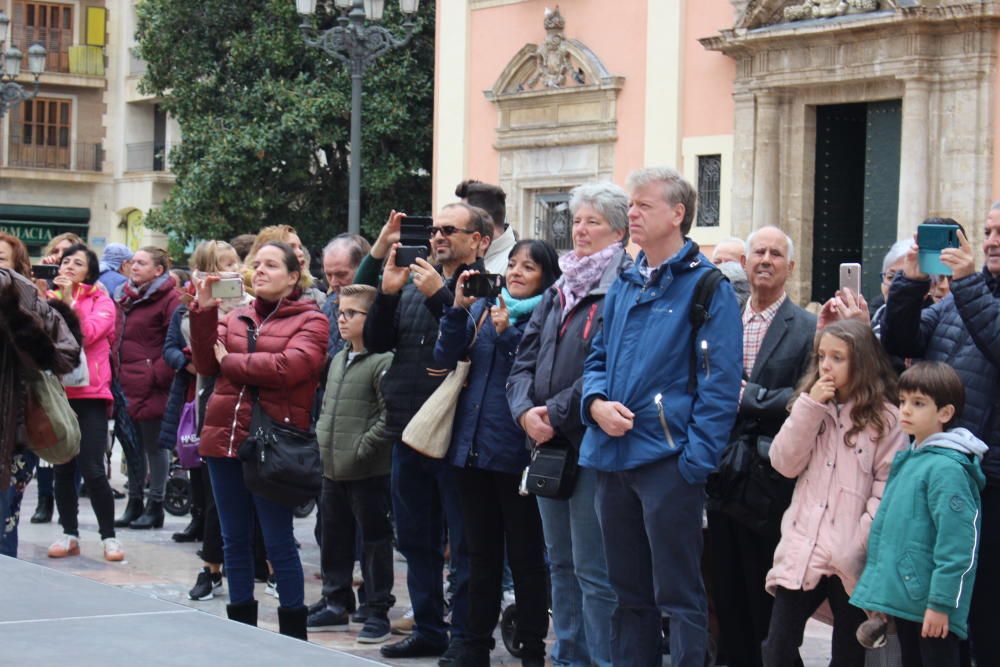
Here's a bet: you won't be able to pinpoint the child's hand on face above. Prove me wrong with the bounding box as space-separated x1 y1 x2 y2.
921 608 949 639
809 375 837 404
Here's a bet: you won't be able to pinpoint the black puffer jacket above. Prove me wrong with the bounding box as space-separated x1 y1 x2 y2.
364 260 484 437
507 247 631 450
883 268 1000 485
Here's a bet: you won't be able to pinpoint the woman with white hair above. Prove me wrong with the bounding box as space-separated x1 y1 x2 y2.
507 181 630 667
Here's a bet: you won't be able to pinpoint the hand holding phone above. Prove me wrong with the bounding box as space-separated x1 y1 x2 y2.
464 273 504 299
395 215 433 267
917 222 960 276
838 263 861 296
211 276 244 300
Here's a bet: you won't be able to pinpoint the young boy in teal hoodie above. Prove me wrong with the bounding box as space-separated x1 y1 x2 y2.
851 361 987 666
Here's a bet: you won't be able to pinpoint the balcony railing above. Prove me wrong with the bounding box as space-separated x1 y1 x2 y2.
126 142 178 172
12 25 71 73
7 135 104 172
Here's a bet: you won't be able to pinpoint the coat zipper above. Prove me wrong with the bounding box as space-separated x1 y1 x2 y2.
654 392 677 449
226 307 279 456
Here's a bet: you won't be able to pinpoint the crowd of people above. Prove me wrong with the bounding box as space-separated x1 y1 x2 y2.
0 167 998 667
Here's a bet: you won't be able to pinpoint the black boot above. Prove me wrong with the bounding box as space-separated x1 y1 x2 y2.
129 500 164 529
114 498 144 527
226 600 258 627
277 605 308 641
171 509 204 542
450 639 491 667
30 496 53 524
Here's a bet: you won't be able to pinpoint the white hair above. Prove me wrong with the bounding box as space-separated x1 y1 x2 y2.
569 182 630 236
745 226 795 262
882 238 912 274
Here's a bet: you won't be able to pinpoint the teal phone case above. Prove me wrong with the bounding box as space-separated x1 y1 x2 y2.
918 224 959 276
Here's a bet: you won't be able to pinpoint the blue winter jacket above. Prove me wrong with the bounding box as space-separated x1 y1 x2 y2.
434 300 529 475
580 241 743 483
882 268 1000 485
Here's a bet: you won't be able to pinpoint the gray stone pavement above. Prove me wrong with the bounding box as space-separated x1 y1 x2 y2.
11 460 837 666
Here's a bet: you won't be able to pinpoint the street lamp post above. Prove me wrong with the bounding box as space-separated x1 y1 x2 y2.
0 11 46 118
297 0 421 235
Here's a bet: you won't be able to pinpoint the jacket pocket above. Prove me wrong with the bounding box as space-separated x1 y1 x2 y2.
896 551 930 601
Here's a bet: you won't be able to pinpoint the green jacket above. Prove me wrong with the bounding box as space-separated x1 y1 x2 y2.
850 429 987 639
316 346 393 481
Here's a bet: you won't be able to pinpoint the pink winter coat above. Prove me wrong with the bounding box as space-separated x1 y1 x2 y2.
60 283 116 403
766 394 906 597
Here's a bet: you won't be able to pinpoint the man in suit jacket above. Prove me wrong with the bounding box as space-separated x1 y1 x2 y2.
706 226 817 667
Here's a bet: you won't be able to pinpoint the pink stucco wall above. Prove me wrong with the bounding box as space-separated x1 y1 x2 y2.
681 0 736 143
463 0 649 187
993 31 1000 199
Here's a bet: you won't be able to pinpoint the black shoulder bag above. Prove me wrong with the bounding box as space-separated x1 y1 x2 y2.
236 318 323 508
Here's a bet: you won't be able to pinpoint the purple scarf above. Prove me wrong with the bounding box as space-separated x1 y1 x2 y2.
556 243 621 320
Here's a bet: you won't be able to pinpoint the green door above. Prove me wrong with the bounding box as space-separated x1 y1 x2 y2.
862 100 902 296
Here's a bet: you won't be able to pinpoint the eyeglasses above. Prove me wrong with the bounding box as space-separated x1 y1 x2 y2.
880 270 898 282
337 309 367 321
430 225 477 239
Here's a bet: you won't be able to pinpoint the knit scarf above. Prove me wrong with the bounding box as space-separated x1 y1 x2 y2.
500 287 543 326
119 273 173 312
556 243 621 319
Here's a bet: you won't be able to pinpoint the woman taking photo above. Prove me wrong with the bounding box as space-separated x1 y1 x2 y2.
44 244 124 561
115 247 181 530
435 240 561 667
507 182 632 667
190 241 327 638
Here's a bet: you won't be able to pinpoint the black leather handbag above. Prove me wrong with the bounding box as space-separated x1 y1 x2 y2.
524 434 578 500
236 319 322 509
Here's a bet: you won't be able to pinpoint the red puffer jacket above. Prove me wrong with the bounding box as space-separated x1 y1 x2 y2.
117 274 181 421
189 297 328 459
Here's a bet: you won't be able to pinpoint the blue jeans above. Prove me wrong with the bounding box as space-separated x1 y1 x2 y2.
0 450 38 558
595 456 708 667
537 467 615 667
206 457 304 608
391 443 469 647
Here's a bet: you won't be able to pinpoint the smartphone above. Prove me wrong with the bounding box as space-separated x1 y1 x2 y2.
917 222 961 276
211 277 244 299
395 215 433 267
838 262 861 296
31 264 59 284
464 273 504 299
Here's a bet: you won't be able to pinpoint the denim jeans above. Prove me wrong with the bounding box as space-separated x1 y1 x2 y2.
391 443 469 647
206 456 304 608
0 450 38 558
537 466 615 667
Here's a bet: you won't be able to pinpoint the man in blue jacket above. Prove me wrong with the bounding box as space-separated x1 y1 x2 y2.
581 167 743 667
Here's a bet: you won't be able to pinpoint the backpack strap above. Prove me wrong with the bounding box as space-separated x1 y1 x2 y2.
687 267 727 394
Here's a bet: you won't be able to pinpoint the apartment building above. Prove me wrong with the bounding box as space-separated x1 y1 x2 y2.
0 0 178 259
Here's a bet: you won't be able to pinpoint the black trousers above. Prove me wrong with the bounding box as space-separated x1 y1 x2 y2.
55 399 115 540
319 475 394 615
197 462 224 565
894 617 960 667
454 466 548 658
707 510 782 667
762 577 866 667
970 486 1000 666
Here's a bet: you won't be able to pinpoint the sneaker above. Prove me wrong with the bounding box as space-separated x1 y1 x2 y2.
307 605 349 632
351 604 371 624
265 575 279 599
357 614 391 644
47 535 80 558
189 567 224 601
391 607 415 635
380 633 447 659
102 537 125 562
856 616 888 649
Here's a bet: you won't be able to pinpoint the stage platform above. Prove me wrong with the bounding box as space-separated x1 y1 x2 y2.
0 556 380 666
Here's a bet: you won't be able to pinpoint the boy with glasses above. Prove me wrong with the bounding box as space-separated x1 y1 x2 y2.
313 284 396 643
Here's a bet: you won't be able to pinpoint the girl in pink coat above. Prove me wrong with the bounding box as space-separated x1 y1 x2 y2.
44 244 125 563
761 320 907 667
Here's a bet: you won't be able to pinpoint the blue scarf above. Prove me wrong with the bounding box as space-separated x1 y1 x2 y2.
500 287 543 325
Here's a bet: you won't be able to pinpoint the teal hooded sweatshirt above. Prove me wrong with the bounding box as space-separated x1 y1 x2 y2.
850 428 987 639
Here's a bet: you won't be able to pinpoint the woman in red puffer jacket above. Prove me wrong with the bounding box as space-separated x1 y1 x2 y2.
44 244 124 563
190 240 327 639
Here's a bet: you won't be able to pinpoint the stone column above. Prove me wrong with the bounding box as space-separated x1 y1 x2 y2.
752 92 781 230
897 77 931 235
730 91 757 240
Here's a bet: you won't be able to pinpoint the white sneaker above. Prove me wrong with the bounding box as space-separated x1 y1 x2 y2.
103 537 125 562
48 534 80 558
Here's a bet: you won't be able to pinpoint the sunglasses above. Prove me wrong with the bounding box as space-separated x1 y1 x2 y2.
430 225 477 239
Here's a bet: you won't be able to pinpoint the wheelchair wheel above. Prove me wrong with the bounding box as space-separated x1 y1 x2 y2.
164 475 191 516
293 498 316 519
500 604 524 658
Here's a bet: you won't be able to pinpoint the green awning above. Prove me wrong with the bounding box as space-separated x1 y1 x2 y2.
0 205 90 223
0 205 91 249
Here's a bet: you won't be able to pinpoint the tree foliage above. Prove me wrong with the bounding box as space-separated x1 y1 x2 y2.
135 0 435 256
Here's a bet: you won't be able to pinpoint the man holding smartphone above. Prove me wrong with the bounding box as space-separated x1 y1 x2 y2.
363 203 491 663
882 206 1000 666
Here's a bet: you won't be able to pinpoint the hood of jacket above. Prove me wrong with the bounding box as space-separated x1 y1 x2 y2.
919 427 989 461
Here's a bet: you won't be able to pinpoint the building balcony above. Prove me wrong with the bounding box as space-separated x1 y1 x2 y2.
7 135 104 172
125 142 178 173
11 28 105 77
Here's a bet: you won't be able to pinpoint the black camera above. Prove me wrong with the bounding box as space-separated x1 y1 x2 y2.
31 264 60 286
395 216 433 267
464 273 504 299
